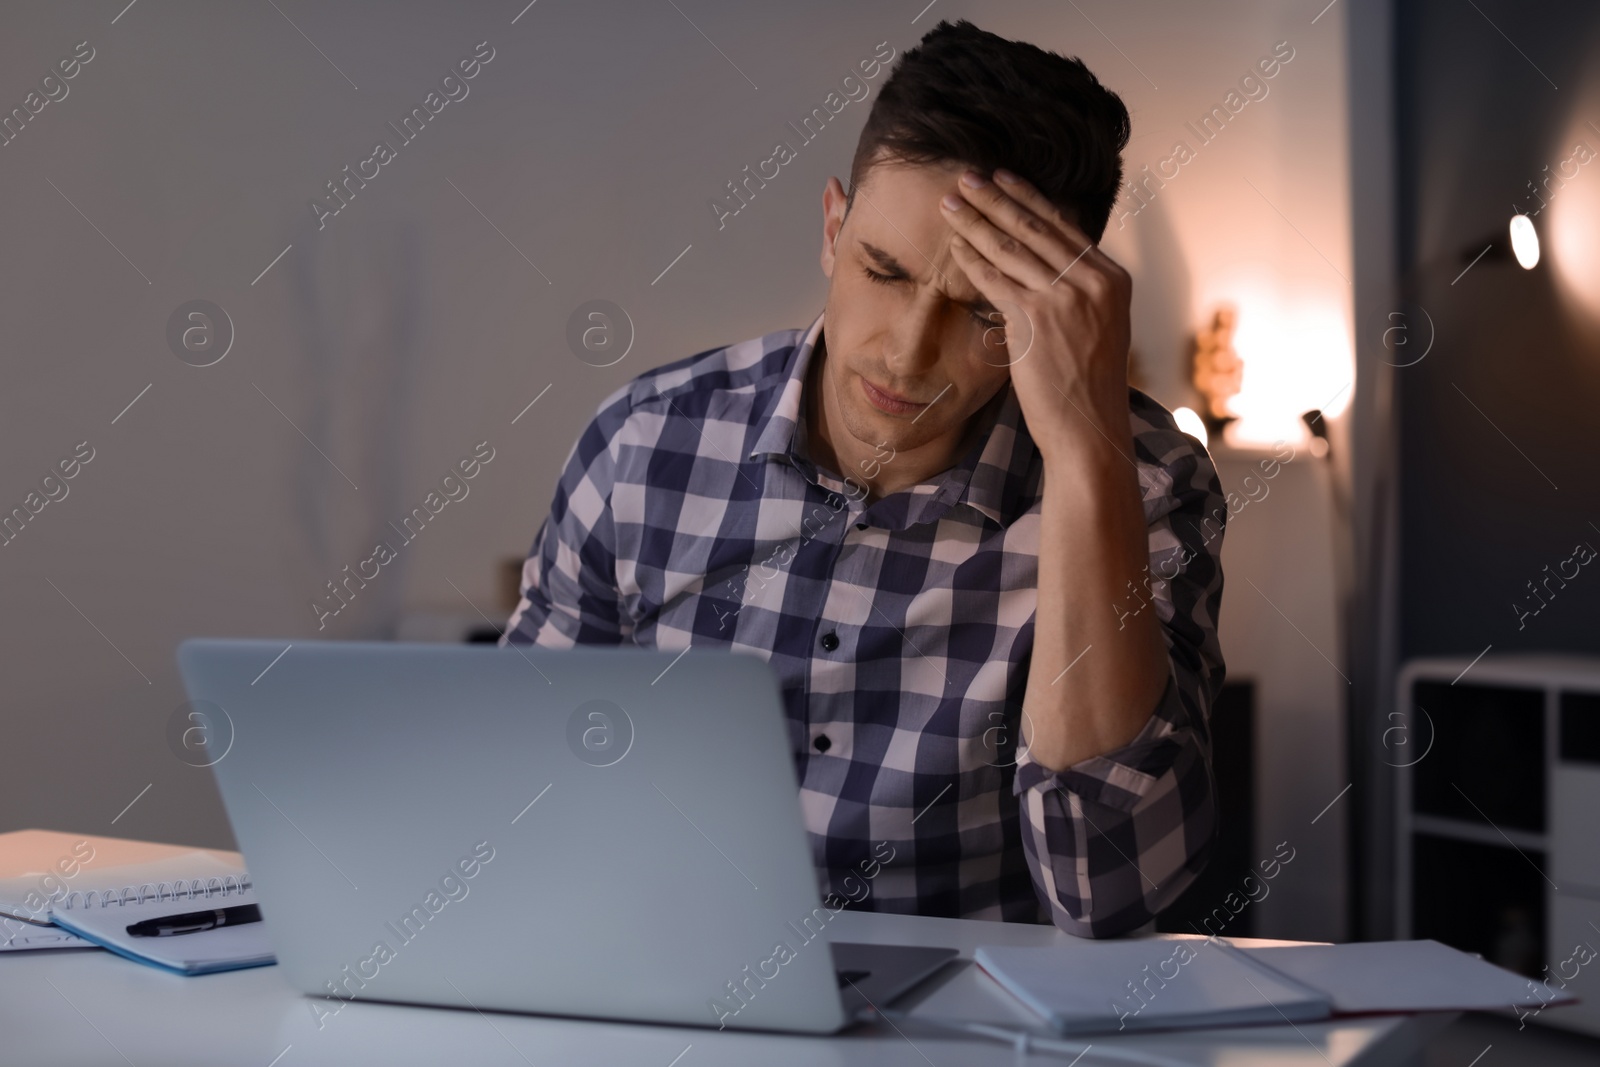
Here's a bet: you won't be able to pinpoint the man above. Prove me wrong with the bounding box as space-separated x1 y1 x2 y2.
503 19 1226 939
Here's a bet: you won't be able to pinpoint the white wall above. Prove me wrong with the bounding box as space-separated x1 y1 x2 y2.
0 0 1352 939
1213 450 1349 942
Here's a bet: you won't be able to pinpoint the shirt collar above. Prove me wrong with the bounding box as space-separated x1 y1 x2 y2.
749 309 1036 529
748 310 825 463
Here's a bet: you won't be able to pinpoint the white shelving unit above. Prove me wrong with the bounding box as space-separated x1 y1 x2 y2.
1395 654 1600 1037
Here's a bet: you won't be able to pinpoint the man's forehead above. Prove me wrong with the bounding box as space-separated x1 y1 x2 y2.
846 159 1001 311
853 154 1081 230
843 157 1089 316
848 158 963 233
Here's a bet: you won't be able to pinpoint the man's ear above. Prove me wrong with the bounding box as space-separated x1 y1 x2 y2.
820 176 848 279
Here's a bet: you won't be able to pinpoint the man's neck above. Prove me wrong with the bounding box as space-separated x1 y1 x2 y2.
805 332 991 502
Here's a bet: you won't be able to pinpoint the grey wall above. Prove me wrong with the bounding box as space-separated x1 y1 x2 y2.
1 0 870 847
0 1 1360 941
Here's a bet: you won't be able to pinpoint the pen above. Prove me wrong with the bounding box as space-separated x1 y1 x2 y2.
125 904 262 937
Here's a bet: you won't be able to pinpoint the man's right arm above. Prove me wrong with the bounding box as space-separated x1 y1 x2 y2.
501 384 634 647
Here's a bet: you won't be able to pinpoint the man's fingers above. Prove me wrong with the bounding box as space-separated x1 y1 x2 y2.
989 169 1097 254
942 190 1059 289
946 235 1035 366
947 234 1028 306
951 173 1078 279
990 170 1132 294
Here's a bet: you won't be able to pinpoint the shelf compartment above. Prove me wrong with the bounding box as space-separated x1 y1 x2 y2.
1412 832 1546 980
1411 681 1544 832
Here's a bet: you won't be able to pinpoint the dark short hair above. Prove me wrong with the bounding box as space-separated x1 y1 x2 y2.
847 19 1130 242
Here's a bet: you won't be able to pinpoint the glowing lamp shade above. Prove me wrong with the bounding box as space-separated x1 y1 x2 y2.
1220 296 1353 448
1509 214 1540 269
1173 406 1209 447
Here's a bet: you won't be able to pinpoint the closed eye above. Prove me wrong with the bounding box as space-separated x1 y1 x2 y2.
860 266 995 327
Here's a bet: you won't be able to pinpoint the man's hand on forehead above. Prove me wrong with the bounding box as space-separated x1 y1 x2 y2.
937 167 1133 466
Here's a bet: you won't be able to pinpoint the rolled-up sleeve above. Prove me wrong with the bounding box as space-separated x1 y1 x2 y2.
501 383 635 648
1012 421 1228 938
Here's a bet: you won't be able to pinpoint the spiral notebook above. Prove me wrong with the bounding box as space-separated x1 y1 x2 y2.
44 856 275 975
4 852 232 923
3 851 246 951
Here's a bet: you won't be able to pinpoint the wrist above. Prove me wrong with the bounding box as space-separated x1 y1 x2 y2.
1036 423 1137 485
1030 385 1134 468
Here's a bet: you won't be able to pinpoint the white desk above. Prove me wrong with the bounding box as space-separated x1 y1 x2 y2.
7 908 1453 1066
0 829 1450 1065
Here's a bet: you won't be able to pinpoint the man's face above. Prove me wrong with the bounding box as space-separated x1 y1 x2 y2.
818 159 1015 457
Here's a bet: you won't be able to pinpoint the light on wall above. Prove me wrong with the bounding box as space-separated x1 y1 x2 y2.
1548 124 1600 324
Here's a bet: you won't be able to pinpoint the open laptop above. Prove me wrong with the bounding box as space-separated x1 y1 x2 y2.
177 639 955 1033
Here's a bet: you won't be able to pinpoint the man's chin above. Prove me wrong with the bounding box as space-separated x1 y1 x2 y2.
845 403 935 451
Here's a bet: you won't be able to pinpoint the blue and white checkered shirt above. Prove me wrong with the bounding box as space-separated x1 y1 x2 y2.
503 310 1227 938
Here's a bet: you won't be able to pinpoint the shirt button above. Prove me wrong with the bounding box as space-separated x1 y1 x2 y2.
813 734 831 753
820 631 839 651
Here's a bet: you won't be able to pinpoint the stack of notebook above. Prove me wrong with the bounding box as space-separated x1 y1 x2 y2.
974 936 1580 1035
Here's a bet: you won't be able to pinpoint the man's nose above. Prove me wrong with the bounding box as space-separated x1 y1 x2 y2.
882 292 944 379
